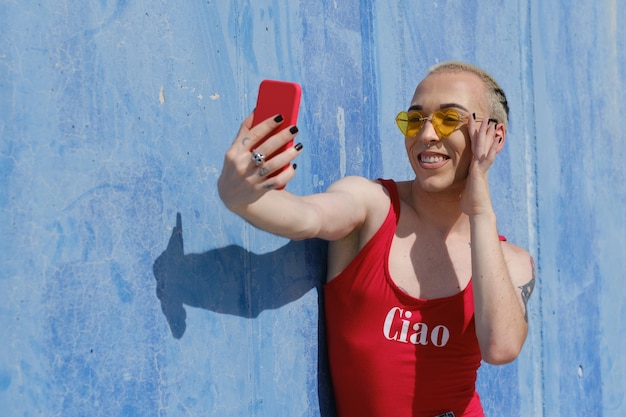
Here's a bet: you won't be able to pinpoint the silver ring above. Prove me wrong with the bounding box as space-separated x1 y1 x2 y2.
251 149 265 166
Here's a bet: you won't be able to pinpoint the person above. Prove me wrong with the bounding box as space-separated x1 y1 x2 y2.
218 61 536 417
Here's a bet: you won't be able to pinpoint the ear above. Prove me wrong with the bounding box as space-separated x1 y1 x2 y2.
495 123 506 153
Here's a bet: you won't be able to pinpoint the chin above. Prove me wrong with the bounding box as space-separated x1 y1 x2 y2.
416 173 466 194
416 176 449 192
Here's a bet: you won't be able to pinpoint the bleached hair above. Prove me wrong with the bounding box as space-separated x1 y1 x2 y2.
429 61 509 130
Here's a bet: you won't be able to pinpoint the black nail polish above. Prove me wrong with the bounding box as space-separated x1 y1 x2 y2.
274 114 284 123
292 163 297 170
472 113 476 120
294 142 303 151
289 126 299 134
498 137 503 143
489 118 498 124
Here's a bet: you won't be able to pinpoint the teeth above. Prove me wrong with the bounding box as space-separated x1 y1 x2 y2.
420 155 446 163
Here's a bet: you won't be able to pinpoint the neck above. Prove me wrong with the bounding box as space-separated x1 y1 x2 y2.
407 179 470 239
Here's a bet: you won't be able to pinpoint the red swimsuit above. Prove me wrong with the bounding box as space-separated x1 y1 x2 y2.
324 179 485 417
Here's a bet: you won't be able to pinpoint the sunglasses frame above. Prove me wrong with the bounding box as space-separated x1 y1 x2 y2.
395 109 497 139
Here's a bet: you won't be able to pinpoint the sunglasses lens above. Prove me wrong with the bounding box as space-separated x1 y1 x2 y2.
406 113 424 137
395 112 409 136
433 110 462 137
396 111 424 137
396 110 466 138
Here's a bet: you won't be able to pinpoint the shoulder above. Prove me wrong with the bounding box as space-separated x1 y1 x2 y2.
501 240 536 287
327 176 392 208
501 240 532 261
325 176 394 242
325 177 394 278
328 175 387 194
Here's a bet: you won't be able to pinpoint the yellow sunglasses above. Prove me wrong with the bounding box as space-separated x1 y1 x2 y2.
395 109 497 139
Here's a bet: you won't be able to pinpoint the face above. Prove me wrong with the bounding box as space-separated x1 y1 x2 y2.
405 71 489 192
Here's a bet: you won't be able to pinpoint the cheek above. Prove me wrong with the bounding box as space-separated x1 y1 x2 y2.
404 137 422 154
456 137 474 171
404 139 421 169
447 133 473 172
453 131 472 157
404 138 416 155
459 139 472 158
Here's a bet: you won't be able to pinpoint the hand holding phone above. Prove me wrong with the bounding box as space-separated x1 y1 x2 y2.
251 80 301 180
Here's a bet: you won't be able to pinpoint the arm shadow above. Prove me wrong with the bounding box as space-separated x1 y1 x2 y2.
152 212 336 416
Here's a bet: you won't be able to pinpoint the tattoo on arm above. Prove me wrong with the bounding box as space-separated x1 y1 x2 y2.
258 167 270 177
242 136 250 147
262 183 277 190
518 257 537 322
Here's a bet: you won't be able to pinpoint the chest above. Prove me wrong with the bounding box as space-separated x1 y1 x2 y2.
387 230 473 300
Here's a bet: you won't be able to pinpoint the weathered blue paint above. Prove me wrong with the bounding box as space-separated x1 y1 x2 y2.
1 1 624 416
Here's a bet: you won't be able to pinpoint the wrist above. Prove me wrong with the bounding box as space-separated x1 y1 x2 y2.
469 210 497 227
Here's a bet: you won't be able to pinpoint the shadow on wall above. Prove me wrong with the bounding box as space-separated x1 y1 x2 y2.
152 213 335 416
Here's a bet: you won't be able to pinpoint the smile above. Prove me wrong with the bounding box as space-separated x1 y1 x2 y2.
419 153 449 163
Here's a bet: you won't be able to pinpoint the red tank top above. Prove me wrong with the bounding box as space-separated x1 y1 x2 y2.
324 179 485 417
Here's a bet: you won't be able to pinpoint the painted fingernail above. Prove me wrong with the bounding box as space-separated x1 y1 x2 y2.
294 142 303 151
489 118 498 124
292 163 298 170
472 113 476 120
498 137 503 143
274 114 284 123
289 126 299 134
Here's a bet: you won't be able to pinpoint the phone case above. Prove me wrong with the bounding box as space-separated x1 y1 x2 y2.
251 80 302 176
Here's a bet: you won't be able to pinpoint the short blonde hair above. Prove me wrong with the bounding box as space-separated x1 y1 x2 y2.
428 61 509 131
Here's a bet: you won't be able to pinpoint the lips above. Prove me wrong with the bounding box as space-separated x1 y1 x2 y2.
418 151 450 168
420 154 447 163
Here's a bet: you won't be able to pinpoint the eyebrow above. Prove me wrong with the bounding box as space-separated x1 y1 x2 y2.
408 102 470 113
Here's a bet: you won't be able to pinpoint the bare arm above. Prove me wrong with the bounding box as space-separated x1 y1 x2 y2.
218 112 367 241
463 117 536 364
470 213 535 364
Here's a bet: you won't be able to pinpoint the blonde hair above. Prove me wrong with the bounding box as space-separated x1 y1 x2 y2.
428 61 509 130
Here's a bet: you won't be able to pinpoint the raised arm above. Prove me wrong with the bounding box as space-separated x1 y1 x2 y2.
470 213 535 364
218 112 367 241
463 116 536 364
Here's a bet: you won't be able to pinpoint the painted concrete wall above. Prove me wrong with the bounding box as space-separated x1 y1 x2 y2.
1 1 624 416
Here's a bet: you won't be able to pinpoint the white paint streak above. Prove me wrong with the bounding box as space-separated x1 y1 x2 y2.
337 106 346 177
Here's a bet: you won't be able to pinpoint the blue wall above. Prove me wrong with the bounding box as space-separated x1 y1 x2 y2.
1 1 624 416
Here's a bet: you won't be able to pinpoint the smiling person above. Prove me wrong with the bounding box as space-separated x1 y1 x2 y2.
218 61 536 417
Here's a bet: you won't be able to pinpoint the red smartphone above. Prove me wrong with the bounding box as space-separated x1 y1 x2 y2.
251 80 302 178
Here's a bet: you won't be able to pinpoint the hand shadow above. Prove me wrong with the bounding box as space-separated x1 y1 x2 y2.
153 213 335 416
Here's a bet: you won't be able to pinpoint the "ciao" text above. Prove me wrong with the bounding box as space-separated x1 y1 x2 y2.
382 307 450 347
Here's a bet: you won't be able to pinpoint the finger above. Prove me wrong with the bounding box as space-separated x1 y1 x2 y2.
257 162 298 191
251 125 299 163
478 122 499 165
241 113 286 151
468 113 486 158
475 115 498 161
486 124 501 159
231 112 255 147
254 141 303 179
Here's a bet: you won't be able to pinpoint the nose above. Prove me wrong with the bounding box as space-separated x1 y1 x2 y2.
419 118 441 146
